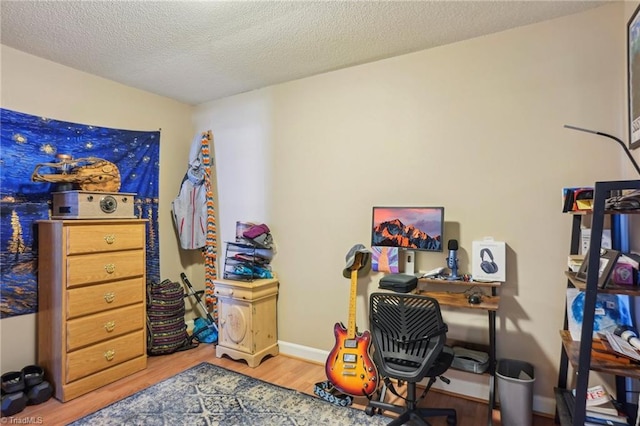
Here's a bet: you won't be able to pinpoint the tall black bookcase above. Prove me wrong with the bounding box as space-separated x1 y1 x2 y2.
555 180 640 425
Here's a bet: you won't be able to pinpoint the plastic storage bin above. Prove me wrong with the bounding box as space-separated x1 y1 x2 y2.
496 359 535 426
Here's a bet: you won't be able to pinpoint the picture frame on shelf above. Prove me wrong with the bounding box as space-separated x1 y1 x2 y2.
628 2 640 150
576 248 621 289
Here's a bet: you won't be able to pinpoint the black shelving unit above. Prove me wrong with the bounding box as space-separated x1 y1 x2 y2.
556 180 640 426
222 241 273 281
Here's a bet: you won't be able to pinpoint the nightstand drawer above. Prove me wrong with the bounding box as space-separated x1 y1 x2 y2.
66 224 145 255
67 304 145 351
66 330 145 383
67 250 144 287
214 282 278 301
67 277 145 319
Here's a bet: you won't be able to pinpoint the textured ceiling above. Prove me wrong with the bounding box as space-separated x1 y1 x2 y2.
1 1 613 105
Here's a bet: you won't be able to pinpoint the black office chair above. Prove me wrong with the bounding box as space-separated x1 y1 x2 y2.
365 292 457 426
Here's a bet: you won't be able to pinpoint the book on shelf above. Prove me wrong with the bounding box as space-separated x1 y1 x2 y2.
573 385 622 414
584 414 628 426
585 408 629 426
587 404 627 420
600 331 640 362
571 385 628 424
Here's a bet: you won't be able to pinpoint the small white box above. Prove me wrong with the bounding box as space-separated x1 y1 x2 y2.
580 228 612 255
472 238 506 282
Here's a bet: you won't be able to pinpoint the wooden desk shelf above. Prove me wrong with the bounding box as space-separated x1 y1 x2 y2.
419 278 501 288
416 290 500 311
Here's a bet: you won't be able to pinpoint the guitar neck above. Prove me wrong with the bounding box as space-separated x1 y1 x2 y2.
347 269 358 339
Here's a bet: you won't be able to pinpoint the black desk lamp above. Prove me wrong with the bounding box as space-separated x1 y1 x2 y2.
564 124 640 176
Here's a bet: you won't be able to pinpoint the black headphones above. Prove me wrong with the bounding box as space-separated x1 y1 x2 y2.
480 248 498 274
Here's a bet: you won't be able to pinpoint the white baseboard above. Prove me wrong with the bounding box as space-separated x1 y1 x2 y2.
277 340 555 416
278 340 328 364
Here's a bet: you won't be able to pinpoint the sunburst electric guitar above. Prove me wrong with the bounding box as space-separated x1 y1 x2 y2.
325 254 378 397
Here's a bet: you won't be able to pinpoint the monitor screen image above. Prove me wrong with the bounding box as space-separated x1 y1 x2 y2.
371 206 444 252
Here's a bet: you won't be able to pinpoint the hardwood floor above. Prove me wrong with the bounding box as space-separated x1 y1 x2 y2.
7 344 555 425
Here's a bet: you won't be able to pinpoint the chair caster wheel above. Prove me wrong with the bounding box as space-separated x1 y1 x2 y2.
365 406 375 416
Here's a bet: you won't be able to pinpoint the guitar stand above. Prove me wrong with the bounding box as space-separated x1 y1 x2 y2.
313 380 354 407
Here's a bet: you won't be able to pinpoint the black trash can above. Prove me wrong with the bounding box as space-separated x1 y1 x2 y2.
496 359 535 426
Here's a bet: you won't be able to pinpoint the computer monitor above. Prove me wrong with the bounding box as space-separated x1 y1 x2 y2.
371 206 444 252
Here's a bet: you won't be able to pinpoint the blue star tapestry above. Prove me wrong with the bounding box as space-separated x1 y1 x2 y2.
0 108 160 318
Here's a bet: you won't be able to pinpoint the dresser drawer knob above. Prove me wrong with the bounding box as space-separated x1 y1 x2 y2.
104 321 116 332
104 350 116 361
104 234 116 244
215 289 233 297
104 292 116 303
104 263 116 274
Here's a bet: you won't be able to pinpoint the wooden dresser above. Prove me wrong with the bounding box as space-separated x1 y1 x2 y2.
214 277 279 367
37 219 147 402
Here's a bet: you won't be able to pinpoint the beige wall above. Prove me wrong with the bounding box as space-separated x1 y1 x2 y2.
194 3 640 415
0 46 200 372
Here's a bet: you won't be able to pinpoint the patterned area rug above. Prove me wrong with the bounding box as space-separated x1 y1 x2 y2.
68 362 389 425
